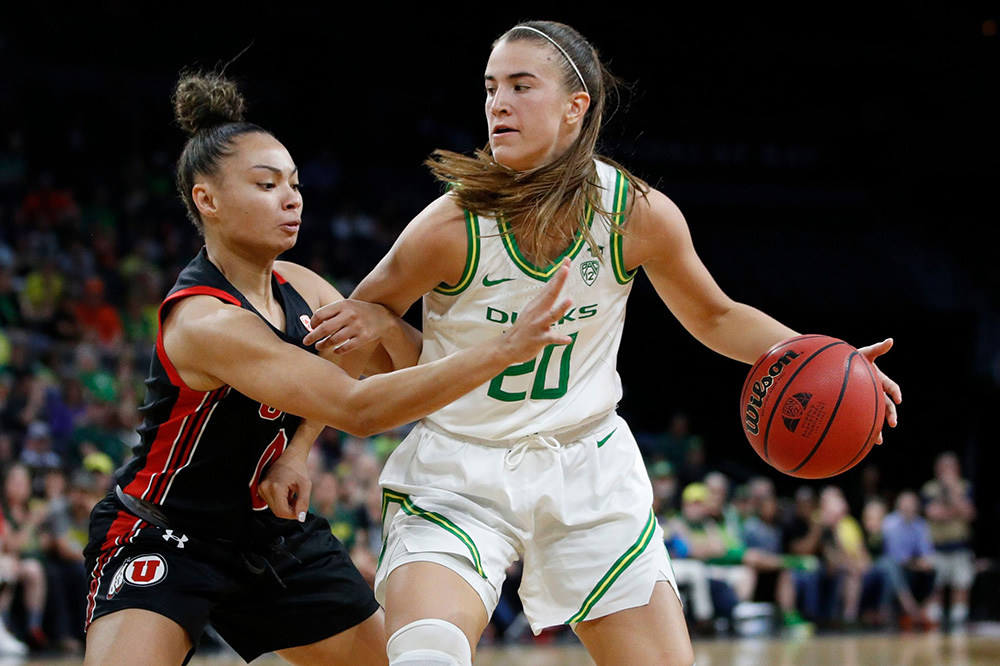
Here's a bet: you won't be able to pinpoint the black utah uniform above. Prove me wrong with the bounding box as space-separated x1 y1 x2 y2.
84 248 379 663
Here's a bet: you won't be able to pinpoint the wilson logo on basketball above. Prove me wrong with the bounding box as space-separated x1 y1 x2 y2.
744 349 801 435
781 393 812 432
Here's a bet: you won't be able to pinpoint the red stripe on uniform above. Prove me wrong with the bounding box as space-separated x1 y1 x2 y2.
85 511 148 627
148 387 225 504
122 387 215 500
155 286 241 388
273 270 287 284
160 388 228 503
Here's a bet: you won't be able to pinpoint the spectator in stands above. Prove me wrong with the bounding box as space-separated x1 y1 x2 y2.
18 258 63 329
649 460 679 519
817 486 870 626
705 471 743 540
39 468 95 653
922 451 976 628
661 486 718 633
742 488 816 632
647 412 704 466
19 421 62 475
73 277 124 352
669 482 753 629
0 464 48 648
872 493 935 628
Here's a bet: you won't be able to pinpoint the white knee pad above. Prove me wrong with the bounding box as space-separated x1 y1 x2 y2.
386 619 472 666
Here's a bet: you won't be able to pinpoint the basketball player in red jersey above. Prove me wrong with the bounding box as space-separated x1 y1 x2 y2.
81 71 574 666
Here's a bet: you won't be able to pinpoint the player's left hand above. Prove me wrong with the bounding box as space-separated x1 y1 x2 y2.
259 451 312 522
857 338 901 444
304 299 397 354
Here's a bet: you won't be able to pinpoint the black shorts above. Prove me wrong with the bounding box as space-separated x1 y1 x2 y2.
84 494 380 663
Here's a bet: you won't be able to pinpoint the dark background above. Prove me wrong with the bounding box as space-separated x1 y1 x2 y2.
2 7 997 553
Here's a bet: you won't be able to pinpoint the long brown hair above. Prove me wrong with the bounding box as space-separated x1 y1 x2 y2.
426 20 648 265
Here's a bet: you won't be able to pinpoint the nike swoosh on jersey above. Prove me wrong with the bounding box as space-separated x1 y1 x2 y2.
482 274 515 287
597 428 617 448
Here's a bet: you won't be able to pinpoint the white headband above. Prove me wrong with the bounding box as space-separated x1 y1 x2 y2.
511 25 589 95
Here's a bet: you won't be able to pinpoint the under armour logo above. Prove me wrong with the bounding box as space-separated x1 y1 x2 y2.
162 530 188 549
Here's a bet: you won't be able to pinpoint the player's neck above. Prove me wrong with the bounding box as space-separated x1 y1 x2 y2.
204 240 276 304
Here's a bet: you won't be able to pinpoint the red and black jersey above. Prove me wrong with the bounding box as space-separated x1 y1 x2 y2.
115 248 317 541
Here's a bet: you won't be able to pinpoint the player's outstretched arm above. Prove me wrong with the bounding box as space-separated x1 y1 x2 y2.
626 188 899 438
162 263 572 438
625 188 798 364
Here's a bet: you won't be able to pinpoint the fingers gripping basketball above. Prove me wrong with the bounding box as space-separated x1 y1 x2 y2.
740 335 886 479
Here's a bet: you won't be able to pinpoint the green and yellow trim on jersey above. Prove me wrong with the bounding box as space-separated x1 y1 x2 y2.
380 489 487 579
434 210 481 295
608 168 637 285
497 203 596 282
566 507 657 624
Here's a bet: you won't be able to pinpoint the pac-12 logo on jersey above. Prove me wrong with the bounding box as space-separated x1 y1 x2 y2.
581 260 600 286
299 314 313 332
107 554 168 599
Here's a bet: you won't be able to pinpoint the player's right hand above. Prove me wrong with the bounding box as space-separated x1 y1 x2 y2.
499 260 573 363
857 337 900 444
303 299 398 353
258 450 312 522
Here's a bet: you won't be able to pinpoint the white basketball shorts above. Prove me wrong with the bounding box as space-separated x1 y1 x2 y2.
374 411 679 634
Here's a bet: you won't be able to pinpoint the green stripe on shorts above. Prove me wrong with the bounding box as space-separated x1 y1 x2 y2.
381 489 487 579
566 507 657 624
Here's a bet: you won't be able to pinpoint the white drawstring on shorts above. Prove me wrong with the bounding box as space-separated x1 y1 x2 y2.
504 433 562 469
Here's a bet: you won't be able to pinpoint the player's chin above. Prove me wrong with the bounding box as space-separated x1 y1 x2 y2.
274 230 300 251
491 146 530 172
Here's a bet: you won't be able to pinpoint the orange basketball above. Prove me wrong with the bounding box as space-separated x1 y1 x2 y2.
740 335 885 479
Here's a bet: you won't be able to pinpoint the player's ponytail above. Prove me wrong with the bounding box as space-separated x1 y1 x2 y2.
173 71 271 233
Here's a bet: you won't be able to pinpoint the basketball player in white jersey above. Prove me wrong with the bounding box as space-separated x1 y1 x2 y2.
296 20 902 666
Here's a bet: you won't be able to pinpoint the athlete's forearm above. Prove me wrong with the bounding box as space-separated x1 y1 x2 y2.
366 317 423 374
339 265 573 435
692 302 798 365
284 420 324 462
339 336 512 436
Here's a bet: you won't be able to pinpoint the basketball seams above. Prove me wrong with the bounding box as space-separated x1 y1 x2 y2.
761 341 848 463
788 351 857 474
831 355 883 476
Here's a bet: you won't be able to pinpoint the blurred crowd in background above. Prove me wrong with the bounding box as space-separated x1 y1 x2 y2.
1 6 998 659
0 150 997 656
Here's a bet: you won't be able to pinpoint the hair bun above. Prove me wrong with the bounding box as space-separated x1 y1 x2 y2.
172 71 246 136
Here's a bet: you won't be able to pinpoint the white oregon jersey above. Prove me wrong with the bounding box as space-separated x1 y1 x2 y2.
420 159 638 440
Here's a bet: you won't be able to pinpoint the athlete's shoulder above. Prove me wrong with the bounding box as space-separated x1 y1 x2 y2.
272 261 343 310
628 186 686 232
396 193 470 260
619 186 692 271
166 292 254 337
410 192 468 232
365 193 472 304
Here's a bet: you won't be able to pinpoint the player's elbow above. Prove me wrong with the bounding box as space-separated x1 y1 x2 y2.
338 394 390 438
337 409 381 438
